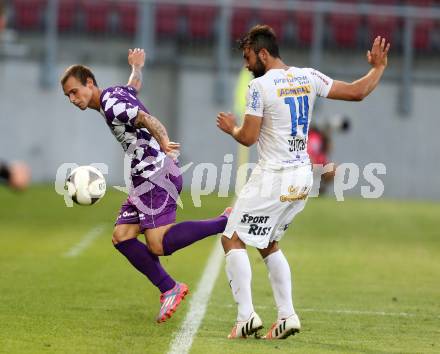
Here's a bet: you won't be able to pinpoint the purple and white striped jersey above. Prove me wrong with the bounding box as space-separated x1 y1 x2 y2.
99 85 166 178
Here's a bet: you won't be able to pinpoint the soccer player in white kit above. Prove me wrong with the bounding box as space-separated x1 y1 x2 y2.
217 25 390 339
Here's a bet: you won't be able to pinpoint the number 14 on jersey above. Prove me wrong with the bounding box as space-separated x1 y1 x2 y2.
284 96 310 138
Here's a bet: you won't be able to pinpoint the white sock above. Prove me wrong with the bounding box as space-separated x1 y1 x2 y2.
264 249 295 320
225 249 254 322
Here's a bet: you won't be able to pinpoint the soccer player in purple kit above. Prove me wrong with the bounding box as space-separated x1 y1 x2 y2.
61 48 230 323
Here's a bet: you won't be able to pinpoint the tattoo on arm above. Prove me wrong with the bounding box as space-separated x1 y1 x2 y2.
146 115 168 140
135 112 169 146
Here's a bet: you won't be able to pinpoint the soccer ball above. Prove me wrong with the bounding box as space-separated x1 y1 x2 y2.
65 166 106 205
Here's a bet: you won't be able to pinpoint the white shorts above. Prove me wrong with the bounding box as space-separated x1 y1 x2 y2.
224 163 313 249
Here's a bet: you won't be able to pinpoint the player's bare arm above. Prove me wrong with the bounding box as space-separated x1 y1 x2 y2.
328 36 390 101
134 110 180 157
127 48 145 92
217 112 263 147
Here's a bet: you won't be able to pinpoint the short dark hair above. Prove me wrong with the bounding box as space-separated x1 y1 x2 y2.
238 24 280 58
60 65 98 87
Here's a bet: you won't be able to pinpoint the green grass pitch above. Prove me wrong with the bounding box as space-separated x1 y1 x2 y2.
0 185 439 353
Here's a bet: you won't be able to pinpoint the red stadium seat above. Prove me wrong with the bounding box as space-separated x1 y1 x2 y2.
366 0 399 43
329 0 361 47
115 1 138 35
80 0 112 33
184 5 218 39
156 4 181 37
367 17 399 43
13 0 46 30
294 11 313 45
329 13 361 47
58 0 77 32
405 0 435 50
406 0 433 5
257 8 289 41
413 23 435 50
231 7 254 41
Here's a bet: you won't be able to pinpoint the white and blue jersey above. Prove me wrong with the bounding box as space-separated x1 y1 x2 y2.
245 67 333 169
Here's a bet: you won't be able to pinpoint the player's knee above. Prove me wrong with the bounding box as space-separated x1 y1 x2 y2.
259 241 279 258
267 241 279 253
221 235 232 248
112 224 140 245
112 230 123 245
221 234 245 253
147 240 164 256
112 228 131 245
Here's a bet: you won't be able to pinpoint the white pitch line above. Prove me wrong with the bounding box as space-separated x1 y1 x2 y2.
167 240 224 354
63 224 106 258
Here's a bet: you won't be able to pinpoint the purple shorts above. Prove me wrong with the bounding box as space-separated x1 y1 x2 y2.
115 168 183 233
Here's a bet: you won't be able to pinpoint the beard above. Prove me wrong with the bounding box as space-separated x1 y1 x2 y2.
250 56 266 78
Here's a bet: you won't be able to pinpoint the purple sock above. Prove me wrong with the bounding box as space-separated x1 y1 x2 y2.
115 238 176 293
162 215 228 256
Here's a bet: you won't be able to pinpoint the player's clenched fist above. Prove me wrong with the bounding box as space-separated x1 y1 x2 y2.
128 48 145 68
367 36 390 69
217 112 236 135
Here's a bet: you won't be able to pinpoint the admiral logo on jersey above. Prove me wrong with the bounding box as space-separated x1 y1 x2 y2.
278 85 311 97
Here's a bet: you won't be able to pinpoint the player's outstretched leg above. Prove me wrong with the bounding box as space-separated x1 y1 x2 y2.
262 248 301 339
161 207 231 256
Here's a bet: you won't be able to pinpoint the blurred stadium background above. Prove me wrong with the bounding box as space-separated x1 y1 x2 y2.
1 0 440 199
